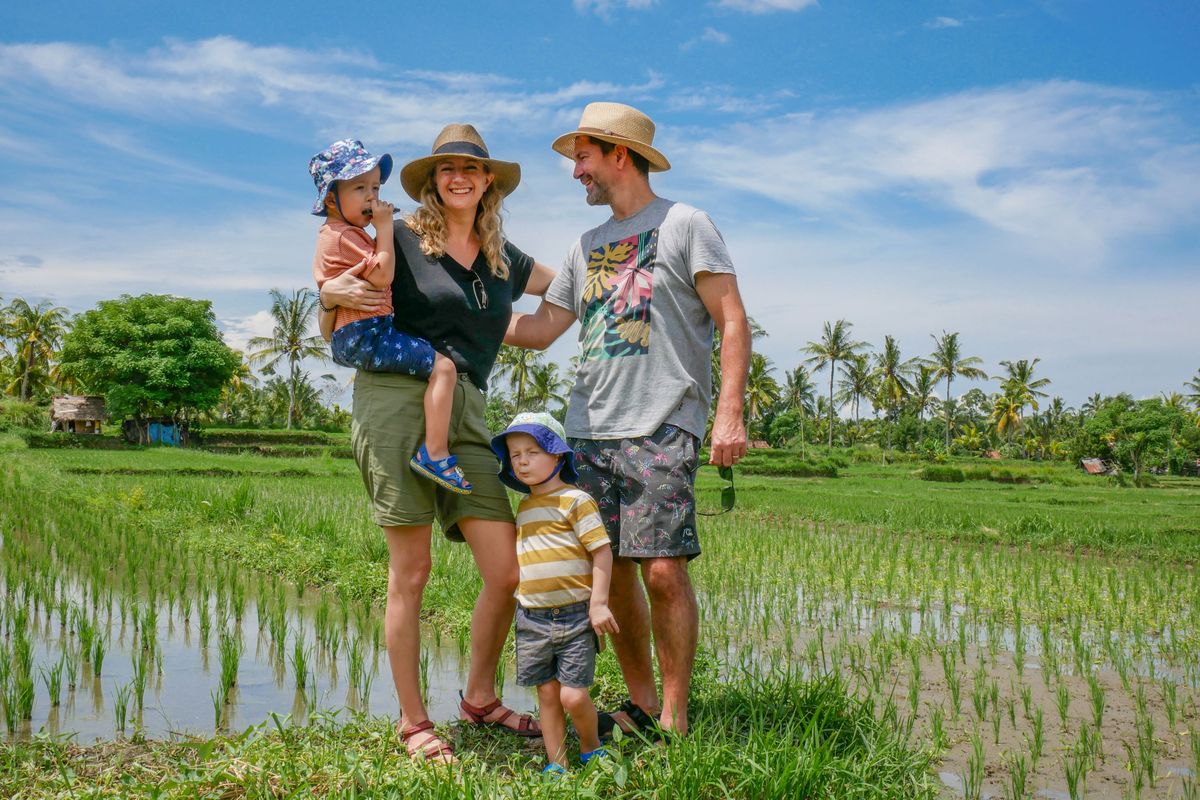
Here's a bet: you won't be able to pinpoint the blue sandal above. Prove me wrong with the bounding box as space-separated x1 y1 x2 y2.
410 444 473 494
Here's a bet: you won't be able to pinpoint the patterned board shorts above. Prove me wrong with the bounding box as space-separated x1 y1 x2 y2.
515 601 597 689
332 314 436 378
570 423 701 561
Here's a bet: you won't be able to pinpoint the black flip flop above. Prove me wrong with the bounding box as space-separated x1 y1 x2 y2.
596 698 658 742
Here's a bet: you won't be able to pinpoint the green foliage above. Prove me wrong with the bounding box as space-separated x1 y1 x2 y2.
58 295 240 421
1074 395 1194 480
0 398 47 432
921 465 965 482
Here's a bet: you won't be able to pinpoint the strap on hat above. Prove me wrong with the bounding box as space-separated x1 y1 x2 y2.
434 141 489 159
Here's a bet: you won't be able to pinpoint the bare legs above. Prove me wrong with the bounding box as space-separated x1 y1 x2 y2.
539 681 602 768
382 515 533 759
458 518 520 709
382 524 453 761
422 355 457 461
605 554 698 735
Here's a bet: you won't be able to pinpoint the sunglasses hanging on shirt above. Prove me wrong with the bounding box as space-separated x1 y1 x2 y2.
470 274 488 310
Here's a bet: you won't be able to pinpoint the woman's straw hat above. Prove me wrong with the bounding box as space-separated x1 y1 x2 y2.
399 124 521 202
552 102 670 172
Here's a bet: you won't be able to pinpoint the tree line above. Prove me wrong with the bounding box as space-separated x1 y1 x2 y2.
2 294 1199 475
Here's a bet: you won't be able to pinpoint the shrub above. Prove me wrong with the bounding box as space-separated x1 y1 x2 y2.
0 399 47 432
921 465 965 483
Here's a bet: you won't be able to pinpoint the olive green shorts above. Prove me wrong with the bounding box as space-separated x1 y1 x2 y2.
351 370 513 541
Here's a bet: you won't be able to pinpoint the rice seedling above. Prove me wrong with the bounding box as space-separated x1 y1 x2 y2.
131 649 149 711
113 682 132 735
1088 671 1105 730
961 727 985 800
90 636 106 677
39 658 63 707
290 635 311 690
210 686 226 731
1055 680 1071 730
218 628 243 693
1004 751 1028 800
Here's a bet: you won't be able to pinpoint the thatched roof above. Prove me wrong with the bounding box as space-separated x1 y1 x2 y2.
51 395 107 421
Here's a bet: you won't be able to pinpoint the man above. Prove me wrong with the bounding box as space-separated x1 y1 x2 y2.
506 102 749 737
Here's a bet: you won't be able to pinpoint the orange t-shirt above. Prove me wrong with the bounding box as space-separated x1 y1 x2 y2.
312 220 394 330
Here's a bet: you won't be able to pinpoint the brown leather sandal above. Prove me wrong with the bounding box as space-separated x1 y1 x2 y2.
398 719 456 763
458 691 542 737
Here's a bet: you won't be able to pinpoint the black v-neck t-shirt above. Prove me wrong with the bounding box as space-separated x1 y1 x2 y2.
390 224 533 391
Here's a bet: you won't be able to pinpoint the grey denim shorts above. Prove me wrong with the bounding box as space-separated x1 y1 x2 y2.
514 601 597 689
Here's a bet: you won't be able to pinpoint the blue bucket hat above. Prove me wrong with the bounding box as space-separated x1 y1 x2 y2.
309 139 394 216
490 412 578 493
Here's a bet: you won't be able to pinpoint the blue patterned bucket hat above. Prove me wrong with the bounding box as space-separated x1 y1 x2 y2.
309 139 394 216
490 412 578 493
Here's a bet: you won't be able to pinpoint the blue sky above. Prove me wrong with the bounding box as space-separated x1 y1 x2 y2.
2 1 1197 408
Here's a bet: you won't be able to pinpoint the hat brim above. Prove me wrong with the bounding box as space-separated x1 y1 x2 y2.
399 153 520 203
311 153 394 216
551 130 670 172
490 424 578 493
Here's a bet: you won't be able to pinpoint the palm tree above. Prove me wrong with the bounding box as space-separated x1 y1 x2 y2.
745 353 781 435
802 320 868 448
494 345 542 412
247 288 328 429
1081 392 1104 422
929 332 987 449
3 298 70 401
909 365 938 421
1186 370 1200 411
873 335 916 451
997 358 1051 423
989 393 1023 445
835 354 874 423
525 362 568 414
782 366 816 457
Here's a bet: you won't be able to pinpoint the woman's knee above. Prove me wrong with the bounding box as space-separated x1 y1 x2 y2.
388 558 432 599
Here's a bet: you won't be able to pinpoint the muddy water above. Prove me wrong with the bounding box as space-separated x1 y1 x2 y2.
9 587 535 742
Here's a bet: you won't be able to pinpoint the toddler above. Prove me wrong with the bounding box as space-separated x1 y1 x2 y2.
310 139 469 493
490 412 619 776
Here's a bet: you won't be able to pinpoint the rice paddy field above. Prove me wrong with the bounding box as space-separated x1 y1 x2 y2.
2 439 1199 798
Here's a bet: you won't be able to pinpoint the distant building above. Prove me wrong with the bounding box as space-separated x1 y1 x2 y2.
50 395 107 434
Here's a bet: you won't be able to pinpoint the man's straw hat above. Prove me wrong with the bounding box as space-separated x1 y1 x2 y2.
552 102 670 172
399 124 521 202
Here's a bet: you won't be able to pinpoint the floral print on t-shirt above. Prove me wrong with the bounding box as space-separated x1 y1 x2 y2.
579 228 658 361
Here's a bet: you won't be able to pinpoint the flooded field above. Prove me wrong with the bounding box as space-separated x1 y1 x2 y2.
4 449 1200 798
0 524 534 743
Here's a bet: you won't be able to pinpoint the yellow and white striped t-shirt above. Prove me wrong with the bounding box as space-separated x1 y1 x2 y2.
515 487 609 609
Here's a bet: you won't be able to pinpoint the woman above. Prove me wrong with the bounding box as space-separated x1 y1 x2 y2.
319 124 556 763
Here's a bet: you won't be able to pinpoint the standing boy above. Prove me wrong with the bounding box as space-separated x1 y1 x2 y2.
490 412 620 774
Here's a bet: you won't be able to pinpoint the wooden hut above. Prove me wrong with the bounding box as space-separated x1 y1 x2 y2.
50 395 107 434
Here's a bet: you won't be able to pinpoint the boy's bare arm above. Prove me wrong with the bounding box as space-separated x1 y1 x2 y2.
588 546 619 636
366 199 395 288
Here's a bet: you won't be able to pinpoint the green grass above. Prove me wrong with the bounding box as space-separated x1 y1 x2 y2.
4 445 1200 798
0 670 936 799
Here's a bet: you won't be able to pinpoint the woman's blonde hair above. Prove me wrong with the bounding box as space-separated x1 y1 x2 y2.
404 164 509 280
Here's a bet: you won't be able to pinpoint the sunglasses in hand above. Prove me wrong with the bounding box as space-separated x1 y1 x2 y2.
696 463 736 516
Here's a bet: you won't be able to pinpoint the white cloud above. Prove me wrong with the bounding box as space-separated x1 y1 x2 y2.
715 0 819 13
681 27 732 51
926 16 965 29
675 81 1200 267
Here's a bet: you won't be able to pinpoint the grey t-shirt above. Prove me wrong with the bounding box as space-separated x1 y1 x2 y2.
545 197 736 440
